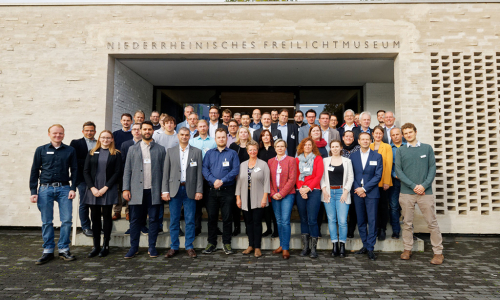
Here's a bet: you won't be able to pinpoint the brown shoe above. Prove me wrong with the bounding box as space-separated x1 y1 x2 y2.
164 249 179 258
126 213 130 221
242 247 254 255
254 248 262 258
187 249 197 258
400 250 412 260
112 212 121 221
272 246 282 254
282 250 290 260
430 254 444 265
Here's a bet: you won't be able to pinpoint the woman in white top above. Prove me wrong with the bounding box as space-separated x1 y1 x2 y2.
321 139 354 258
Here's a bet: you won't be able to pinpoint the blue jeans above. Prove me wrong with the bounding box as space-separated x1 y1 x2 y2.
272 193 294 250
129 189 161 251
354 195 379 251
169 186 196 250
324 189 350 243
389 178 401 234
77 182 91 231
295 189 322 238
37 185 73 253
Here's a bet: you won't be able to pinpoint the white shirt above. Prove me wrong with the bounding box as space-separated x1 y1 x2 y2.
360 148 370 187
385 125 395 144
179 145 190 182
209 122 218 138
344 123 356 131
321 128 329 142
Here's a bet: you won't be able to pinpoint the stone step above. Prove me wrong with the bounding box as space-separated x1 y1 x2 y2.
75 230 424 252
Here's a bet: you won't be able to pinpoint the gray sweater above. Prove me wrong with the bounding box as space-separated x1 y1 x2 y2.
395 142 436 195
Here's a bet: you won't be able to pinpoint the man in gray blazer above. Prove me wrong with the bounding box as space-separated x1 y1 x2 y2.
162 127 203 259
319 111 341 152
123 121 166 259
176 105 194 132
298 109 318 143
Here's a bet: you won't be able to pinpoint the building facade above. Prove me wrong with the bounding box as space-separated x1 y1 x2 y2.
0 1 499 233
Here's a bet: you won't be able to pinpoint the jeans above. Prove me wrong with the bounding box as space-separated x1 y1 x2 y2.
195 179 210 231
295 189 322 238
77 182 91 231
272 193 294 250
354 195 379 251
324 189 350 243
90 205 113 247
129 189 161 250
37 185 73 253
207 185 235 246
169 186 196 250
388 178 401 234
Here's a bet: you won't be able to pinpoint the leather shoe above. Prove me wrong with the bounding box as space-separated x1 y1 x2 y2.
99 247 109 258
35 253 54 265
126 213 130 221
179 229 185 237
112 212 121 221
59 251 76 261
195 228 201 236
148 247 159 258
282 250 290 260
378 229 386 241
164 249 179 258
82 229 93 237
88 247 100 258
262 230 272 237
355 247 368 254
272 246 282 254
430 254 444 265
187 249 197 258
400 250 412 260
367 251 377 261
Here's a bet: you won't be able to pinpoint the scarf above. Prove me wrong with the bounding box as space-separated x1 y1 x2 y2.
315 138 327 148
298 152 316 181
343 142 356 151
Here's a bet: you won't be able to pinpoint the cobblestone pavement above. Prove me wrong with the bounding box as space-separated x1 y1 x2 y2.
0 229 498 299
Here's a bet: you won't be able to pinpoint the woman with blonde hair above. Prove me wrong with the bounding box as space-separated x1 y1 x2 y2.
83 130 122 258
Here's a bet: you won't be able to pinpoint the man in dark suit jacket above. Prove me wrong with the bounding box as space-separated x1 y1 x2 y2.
350 132 383 261
69 121 97 237
351 111 374 144
208 106 228 138
252 112 282 142
162 127 203 259
271 109 299 157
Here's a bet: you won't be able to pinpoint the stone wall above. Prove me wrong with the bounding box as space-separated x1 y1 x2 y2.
0 3 499 232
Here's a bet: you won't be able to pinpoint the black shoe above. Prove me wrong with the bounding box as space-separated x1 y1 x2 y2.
299 234 310 257
332 242 340 257
318 232 322 238
355 247 368 255
179 229 185 237
347 232 354 239
368 250 377 261
99 247 109 258
202 244 217 254
59 251 76 261
392 232 400 239
216 228 223 236
88 247 100 258
339 242 346 258
83 228 93 237
271 232 279 238
35 253 54 265
232 227 240 237
195 228 201 237
262 230 272 237
310 237 318 259
379 229 386 241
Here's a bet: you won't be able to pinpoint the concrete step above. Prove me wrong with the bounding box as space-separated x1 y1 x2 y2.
75 229 424 252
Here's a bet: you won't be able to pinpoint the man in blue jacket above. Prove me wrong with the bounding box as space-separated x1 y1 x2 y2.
350 132 383 260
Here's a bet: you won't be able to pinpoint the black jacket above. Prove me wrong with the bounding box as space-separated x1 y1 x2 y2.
252 127 283 143
69 137 90 185
271 122 299 157
83 149 122 189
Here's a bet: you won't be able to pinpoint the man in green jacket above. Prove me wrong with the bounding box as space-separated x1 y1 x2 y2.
395 123 444 265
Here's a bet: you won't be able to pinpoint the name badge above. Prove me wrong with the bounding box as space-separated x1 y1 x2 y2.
144 159 151 164
190 162 197 167
222 161 230 167
291 134 295 139
47 152 54 154
273 136 278 140
328 166 334 172
94 151 99 154
420 155 426 158
369 161 377 166
254 167 261 173
204 148 210 153
303 167 311 172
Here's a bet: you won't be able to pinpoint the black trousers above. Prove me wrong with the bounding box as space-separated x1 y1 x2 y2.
377 187 389 231
207 185 235 246
263 201 278 234
233 195 243 230
347 190 357 235
90 205 113 248
195 179 210 231
317 202 326 234
242 192 264 248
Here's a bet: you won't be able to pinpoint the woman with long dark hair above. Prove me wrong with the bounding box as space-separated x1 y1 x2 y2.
257 129 278 238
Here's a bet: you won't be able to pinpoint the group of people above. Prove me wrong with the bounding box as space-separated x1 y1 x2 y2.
29 106 444 265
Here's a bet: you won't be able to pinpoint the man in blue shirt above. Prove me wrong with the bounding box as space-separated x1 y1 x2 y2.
30 124 78 265
389 127 406 239
201 128 240 255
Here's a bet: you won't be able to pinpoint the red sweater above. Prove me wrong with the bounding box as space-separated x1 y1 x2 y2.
295 155 324 190
268 156 297 197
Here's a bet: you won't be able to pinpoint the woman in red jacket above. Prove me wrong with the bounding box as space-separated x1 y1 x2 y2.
295 137 324 258
268 139 297 260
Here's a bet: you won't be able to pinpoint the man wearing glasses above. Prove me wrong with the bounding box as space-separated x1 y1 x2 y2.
208 106 228 138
